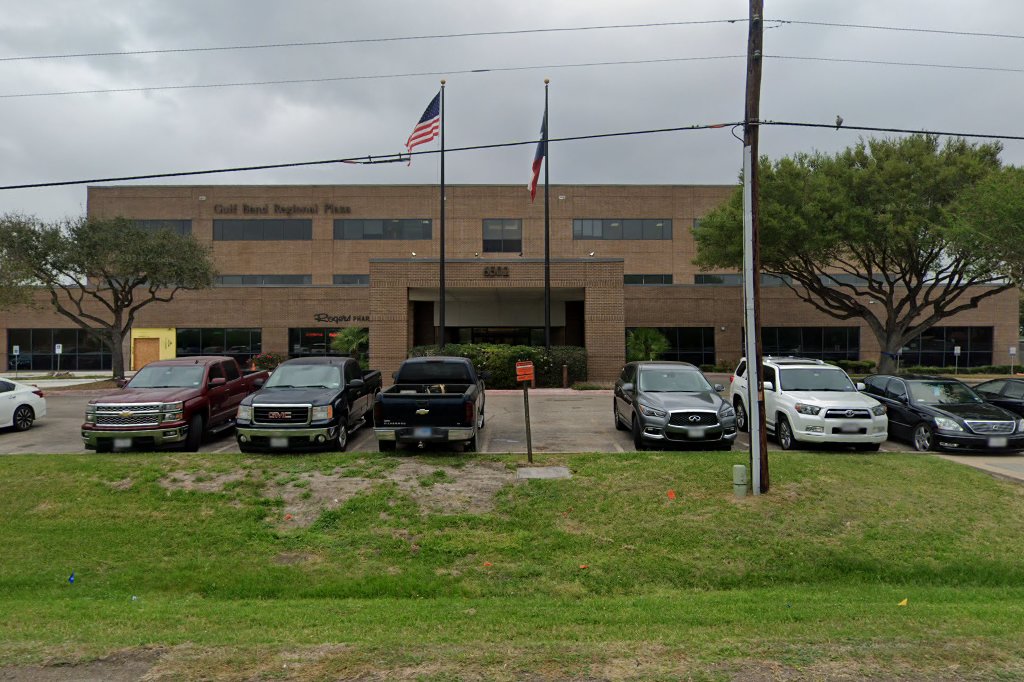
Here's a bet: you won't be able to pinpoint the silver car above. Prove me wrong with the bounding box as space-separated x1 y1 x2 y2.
613 361 737 451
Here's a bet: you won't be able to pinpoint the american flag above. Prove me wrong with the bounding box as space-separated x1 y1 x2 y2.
405 91 441 162
529 112 547 201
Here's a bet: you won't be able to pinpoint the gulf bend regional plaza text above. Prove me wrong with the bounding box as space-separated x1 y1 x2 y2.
1 184 1016 382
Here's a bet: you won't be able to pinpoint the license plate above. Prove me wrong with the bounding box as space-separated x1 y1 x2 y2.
988 437 1008 448
840 425 862 433
113 438 132 449
687 427 706 439
413 427 432 439
270 437 289 448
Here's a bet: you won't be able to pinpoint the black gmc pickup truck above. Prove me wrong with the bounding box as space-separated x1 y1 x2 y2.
373 356 487 452
235 356 381 452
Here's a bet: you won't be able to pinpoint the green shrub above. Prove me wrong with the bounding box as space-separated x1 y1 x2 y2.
408 343 587 389
252 352 286 371
828 359 877 374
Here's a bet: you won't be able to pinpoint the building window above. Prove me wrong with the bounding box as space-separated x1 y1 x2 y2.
625 327 715 366
333 274 370 286
213 219 312 241
694 273 791 286
624 274 673 285
176 328 261 365
762 327 860 361
902 326 993 368
7 328 112 371
482 219 522 253
333 219 431 240
573 219 672 240
133 219 192 236
288 328 341 356
215 275 312 286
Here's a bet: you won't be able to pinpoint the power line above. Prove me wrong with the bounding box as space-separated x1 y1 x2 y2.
0 55 745 99
0 121 739 190
776 19 1024 41
6 51 1022 100
4 119 1023 192
0 19 747 62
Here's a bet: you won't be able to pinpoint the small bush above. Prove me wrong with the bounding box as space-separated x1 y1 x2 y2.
408 343 587 389
252 352 286 371
828 359 877 374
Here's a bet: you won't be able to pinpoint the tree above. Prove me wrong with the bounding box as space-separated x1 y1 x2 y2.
693 135 1024 373
626 328 670 362
0 215 216 378
330 326 369 367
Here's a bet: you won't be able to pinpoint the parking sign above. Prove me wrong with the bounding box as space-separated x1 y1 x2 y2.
12 345 19 355
55 343 63 355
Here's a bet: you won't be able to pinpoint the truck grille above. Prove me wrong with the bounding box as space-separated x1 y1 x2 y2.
254 405 311 425
668 411 718 427
95 404 161 427
824 409 872 419
964 420 1015 435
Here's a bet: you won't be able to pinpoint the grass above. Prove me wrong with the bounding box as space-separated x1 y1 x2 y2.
2 450 1024 679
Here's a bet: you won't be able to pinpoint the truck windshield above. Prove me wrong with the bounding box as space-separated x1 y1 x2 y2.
397 362 472 383
637 369 712 392
778 368 855 392
129 365 205 388
265 365 343 389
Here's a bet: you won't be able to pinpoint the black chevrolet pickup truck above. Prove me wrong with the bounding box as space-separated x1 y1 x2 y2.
373 356 487 452
235 356 381 452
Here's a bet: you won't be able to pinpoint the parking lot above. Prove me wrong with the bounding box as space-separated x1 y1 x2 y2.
0 387 921 455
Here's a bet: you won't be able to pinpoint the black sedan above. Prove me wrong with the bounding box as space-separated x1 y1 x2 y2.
862 374 1024 452
613 361 737 450
973 378 1024 418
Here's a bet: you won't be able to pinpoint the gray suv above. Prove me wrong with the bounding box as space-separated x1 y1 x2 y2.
613 361 737 450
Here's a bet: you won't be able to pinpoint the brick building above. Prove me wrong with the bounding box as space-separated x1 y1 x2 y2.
1 184 1017 381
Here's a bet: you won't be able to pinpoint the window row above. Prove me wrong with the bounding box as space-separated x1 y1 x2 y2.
625 327 716 366
215 275 313 287
624 274 673 285
334 219 432 240
694 274 792 286
573 219 672 240
6 328 112 371
761 327 861 361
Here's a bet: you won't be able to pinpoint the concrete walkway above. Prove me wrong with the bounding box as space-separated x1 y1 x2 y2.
937 453 1024 484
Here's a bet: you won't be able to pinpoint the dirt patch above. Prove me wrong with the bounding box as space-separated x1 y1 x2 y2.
0 647 162 682
158 470 247 493
106 478 133 491
271 472 375 528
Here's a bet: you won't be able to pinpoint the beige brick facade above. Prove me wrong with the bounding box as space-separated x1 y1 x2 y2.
0 184 1018 381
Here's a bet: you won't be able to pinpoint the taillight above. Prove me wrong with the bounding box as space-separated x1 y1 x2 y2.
373 401 382 425
729 375 734 384
465 401 474 426
32 389 44 398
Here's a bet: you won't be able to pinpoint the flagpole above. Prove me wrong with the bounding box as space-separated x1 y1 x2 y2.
439 80 446 351
543 78 551 350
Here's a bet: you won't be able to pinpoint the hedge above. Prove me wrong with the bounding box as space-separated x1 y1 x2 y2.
408 343 587 389
898 364 1017 376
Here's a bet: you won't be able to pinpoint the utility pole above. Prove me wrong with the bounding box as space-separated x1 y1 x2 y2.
743 0 770 494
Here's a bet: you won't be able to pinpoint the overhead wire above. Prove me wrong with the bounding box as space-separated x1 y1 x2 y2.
3 119 1023 192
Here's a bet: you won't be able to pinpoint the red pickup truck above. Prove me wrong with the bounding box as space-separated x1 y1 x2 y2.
82 356 269 452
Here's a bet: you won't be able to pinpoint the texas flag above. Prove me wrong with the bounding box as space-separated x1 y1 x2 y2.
529 112 547 202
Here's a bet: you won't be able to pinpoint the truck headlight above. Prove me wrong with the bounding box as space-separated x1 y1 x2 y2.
311 405 333 421
237 405 252 422
638 404 666 418
795 403 822 415
160 401 184 423
84 405 96 423
871 404 887 416
933 416 963 432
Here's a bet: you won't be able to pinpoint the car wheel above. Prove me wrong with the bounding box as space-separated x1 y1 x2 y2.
632 416 646 451
12 405 34 432
334 415 349 452
734 399 749 433
183 414 204 452
464 435 477 453
614 403 627 431
913 423 933 452
778 417 797 450
378 440 396 452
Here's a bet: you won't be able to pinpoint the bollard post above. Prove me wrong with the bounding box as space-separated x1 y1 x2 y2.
733 464 748 498
562 363 569 388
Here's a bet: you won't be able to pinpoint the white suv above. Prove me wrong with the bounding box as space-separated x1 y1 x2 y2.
729 357 888 451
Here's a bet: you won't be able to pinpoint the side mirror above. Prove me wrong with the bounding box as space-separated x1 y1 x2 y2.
349 378 364 388
763 381 774 391
253 378 265 389
209 377 227 387
897 394 909 404
856 382 866 391
714 383 725 392
621 382 634 393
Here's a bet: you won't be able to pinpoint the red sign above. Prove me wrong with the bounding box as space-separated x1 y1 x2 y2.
515 361 535 382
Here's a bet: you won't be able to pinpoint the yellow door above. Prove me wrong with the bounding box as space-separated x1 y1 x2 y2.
132 338 161 370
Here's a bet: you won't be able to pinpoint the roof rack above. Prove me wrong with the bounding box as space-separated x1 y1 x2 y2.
764 356 825 365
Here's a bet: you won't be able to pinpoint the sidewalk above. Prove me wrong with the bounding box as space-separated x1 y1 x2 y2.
938 453 1024 485
1 371 117 389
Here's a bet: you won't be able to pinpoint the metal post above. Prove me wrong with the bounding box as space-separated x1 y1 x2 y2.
438 80 446 350
543 79 551 351
523 383 533 464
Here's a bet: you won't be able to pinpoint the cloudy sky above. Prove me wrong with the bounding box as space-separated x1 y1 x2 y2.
1 0 1021 220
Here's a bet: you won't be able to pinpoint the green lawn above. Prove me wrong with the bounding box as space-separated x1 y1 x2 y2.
2 450 1023 680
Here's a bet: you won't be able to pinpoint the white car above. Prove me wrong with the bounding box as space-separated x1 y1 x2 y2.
729 356 887 451
0 378 47 431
